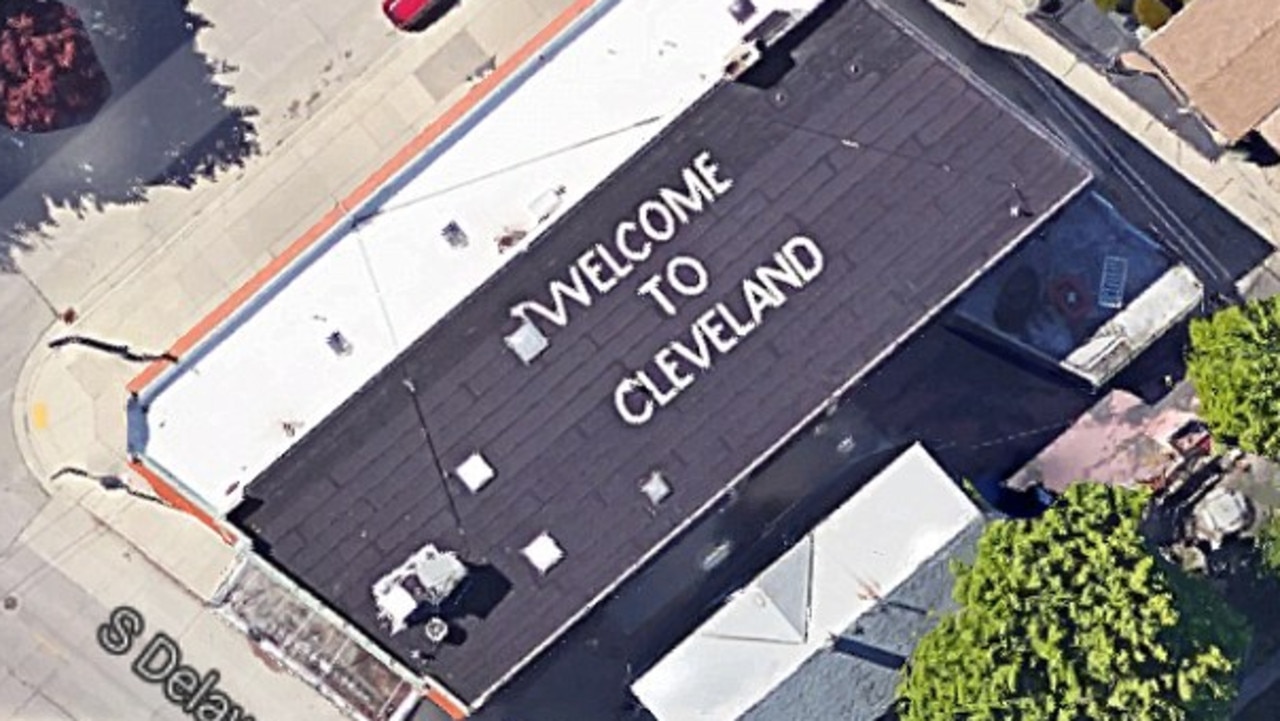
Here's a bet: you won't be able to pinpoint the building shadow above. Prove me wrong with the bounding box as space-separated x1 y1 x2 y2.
829 635 907 671
1229 132 1280 169
0 0 259 270
735 0 847 90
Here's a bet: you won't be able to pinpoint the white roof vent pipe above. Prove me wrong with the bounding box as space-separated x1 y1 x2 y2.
529 186 567 225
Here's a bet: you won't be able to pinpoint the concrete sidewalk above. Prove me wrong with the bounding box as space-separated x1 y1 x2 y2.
1 493 350 721
920 0 1280 248
13 0 580 597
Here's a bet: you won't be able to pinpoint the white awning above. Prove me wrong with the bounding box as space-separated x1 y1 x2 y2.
632 443 981 721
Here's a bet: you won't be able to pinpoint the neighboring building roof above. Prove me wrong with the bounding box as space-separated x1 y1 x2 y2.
951 192 1202 387
632 444 983 721
741 521 984 721
1143 0 1280 141
139 0 1088 709
1005 389 1195 493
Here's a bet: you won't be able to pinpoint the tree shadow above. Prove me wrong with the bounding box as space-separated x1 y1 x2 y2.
0 0 259 271
1228 132 1280 169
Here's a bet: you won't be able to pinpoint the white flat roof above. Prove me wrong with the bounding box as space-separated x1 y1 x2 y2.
631 444 981 721
138 0 825 514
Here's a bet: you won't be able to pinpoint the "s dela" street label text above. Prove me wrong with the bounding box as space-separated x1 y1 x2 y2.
98 605 258 721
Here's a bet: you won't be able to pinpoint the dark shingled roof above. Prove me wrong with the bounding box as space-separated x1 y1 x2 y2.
740 519 985 721
232 0 1088 704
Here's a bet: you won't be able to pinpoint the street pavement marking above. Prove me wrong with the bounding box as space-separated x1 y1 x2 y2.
31 403 48 431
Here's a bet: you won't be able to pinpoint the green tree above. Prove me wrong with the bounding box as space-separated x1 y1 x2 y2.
1133 0 1174 29
1187 297 1280 457
896 484 1249 721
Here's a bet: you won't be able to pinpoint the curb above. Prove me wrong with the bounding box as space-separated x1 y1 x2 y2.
5 7 494 498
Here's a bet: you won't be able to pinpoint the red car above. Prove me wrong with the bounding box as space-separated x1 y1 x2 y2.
382 0 438 29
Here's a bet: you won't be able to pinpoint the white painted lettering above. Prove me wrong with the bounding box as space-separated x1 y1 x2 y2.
697 307 740 354
611 235 828 426
693 150 733 195
780 235 824 281
638 200 677 242
654 346 694 392
756 252 806 298
510 152 733 339
716 301 756 337
510 266 594 329
576 248 617 294
666 256 710 298
657 168 716 223
671 325 715 371
637 369 680 407
594 241 634 280
615 221 651 263
614 379 654 426
638 274 679 316
742 276 785 325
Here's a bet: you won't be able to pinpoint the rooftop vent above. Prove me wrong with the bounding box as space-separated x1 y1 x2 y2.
723 40 762 81
504 319 549 364
326 330 353 356
456 452 496 493
529 185 567 224
442 221 469 249
728 0 757 24
522 532 565 574
424 617 450 644
1098 255 1129 309
496 227 528 254
640 470 672 506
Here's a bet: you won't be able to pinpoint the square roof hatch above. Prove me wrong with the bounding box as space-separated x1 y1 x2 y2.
522 532 565 574
640 470 672 506
456 452 496 493
504 320 549 364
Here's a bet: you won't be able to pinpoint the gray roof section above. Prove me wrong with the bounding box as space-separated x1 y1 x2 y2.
740 518 985 721
232 0 1087 704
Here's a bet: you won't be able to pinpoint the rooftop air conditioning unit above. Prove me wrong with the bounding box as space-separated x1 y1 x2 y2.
723 40 763 81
